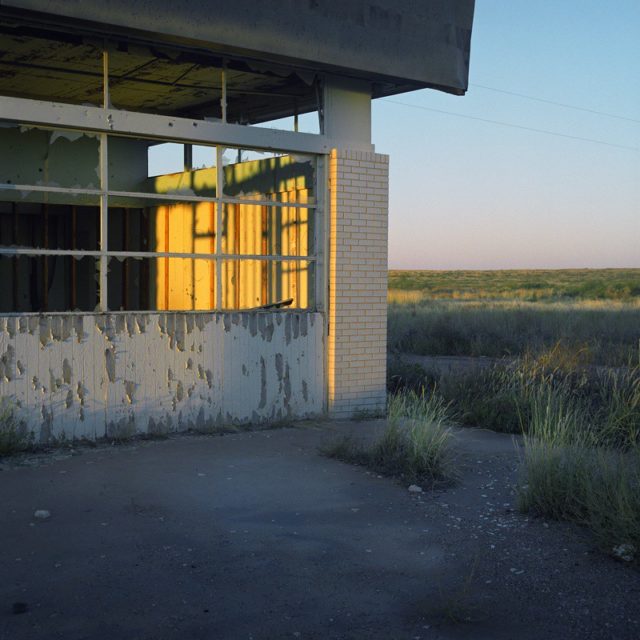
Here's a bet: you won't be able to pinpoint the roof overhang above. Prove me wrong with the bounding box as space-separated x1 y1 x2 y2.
0 1 474 122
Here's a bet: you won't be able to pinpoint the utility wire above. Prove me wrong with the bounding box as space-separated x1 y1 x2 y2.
470 83 640 124
382 99 640 152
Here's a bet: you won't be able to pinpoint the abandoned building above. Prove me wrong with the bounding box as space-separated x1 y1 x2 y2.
0 1 474 440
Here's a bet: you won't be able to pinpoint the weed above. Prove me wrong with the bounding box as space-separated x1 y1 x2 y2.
324 389 457 486
518 441 640 559
386 355 429 394
517 377 640 561
0 399 32 455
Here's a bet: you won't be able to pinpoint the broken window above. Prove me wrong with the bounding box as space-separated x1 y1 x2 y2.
0 125 320 312
0 20 323 313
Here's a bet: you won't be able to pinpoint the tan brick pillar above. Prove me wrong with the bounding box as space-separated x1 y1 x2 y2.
327 148 389 417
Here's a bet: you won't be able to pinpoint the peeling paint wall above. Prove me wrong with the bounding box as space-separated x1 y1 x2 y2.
0 312 324 442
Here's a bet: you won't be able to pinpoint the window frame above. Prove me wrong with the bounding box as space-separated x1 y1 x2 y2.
0 50 327 314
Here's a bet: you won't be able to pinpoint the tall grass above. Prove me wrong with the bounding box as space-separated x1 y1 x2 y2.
388 350 640 559
386 269 640 560
388 299 640 367
518 383 640 558
390 346 640 446
374 391 456 483
324 389 456 485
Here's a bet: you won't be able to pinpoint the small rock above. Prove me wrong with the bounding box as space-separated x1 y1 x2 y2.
408 485 423 493
34 510 50 520
613 543 636 562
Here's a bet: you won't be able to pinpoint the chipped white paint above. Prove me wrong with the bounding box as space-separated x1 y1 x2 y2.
0 96 331 155
0 312 324 442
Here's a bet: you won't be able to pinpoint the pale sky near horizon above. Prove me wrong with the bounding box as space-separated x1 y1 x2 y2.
151 2 639 271
375 1 639 270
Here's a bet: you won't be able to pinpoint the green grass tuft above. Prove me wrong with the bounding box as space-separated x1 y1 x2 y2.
324 389 457 486
0 399 32 455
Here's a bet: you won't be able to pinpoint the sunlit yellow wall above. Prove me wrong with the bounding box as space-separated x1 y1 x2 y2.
151 202 216 310
147 156 313 310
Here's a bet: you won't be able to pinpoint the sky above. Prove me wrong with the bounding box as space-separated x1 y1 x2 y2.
374 1 640 270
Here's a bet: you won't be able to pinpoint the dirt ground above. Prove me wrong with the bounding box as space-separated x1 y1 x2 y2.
1 420 639 640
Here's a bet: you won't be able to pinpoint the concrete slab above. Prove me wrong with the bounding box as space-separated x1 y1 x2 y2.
1 422 638 639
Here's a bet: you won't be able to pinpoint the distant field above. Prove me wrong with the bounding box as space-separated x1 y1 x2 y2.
388 269 640 302
387 271 640 558
387 269 640 366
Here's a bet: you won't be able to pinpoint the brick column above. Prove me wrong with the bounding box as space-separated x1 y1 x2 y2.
327 148 389 417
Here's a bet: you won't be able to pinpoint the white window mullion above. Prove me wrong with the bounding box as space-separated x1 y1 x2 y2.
215 146 224 310
99 48 110 312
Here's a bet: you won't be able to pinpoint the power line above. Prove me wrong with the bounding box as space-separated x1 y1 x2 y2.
381 99 640 152
470 83 640 124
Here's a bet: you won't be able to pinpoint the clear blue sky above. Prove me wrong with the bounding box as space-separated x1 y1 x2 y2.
375 1 639 270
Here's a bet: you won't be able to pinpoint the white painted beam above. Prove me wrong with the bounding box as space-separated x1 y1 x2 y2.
0 95 331 155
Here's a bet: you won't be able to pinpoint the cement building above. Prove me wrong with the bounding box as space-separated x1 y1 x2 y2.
0 1 474 441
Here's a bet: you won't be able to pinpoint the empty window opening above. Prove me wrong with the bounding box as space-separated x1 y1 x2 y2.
0 128 320 313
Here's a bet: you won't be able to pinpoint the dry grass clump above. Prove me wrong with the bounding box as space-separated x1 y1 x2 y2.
389 343 640 443
0 399 32 455
323 389 457 486
517 384 640 559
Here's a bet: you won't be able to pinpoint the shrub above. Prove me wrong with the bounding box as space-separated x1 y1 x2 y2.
386 355 428 394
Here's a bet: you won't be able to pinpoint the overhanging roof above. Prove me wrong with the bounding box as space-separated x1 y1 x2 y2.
0 1 474 122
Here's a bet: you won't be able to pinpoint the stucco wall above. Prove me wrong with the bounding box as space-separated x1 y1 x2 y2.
0 311 324 442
